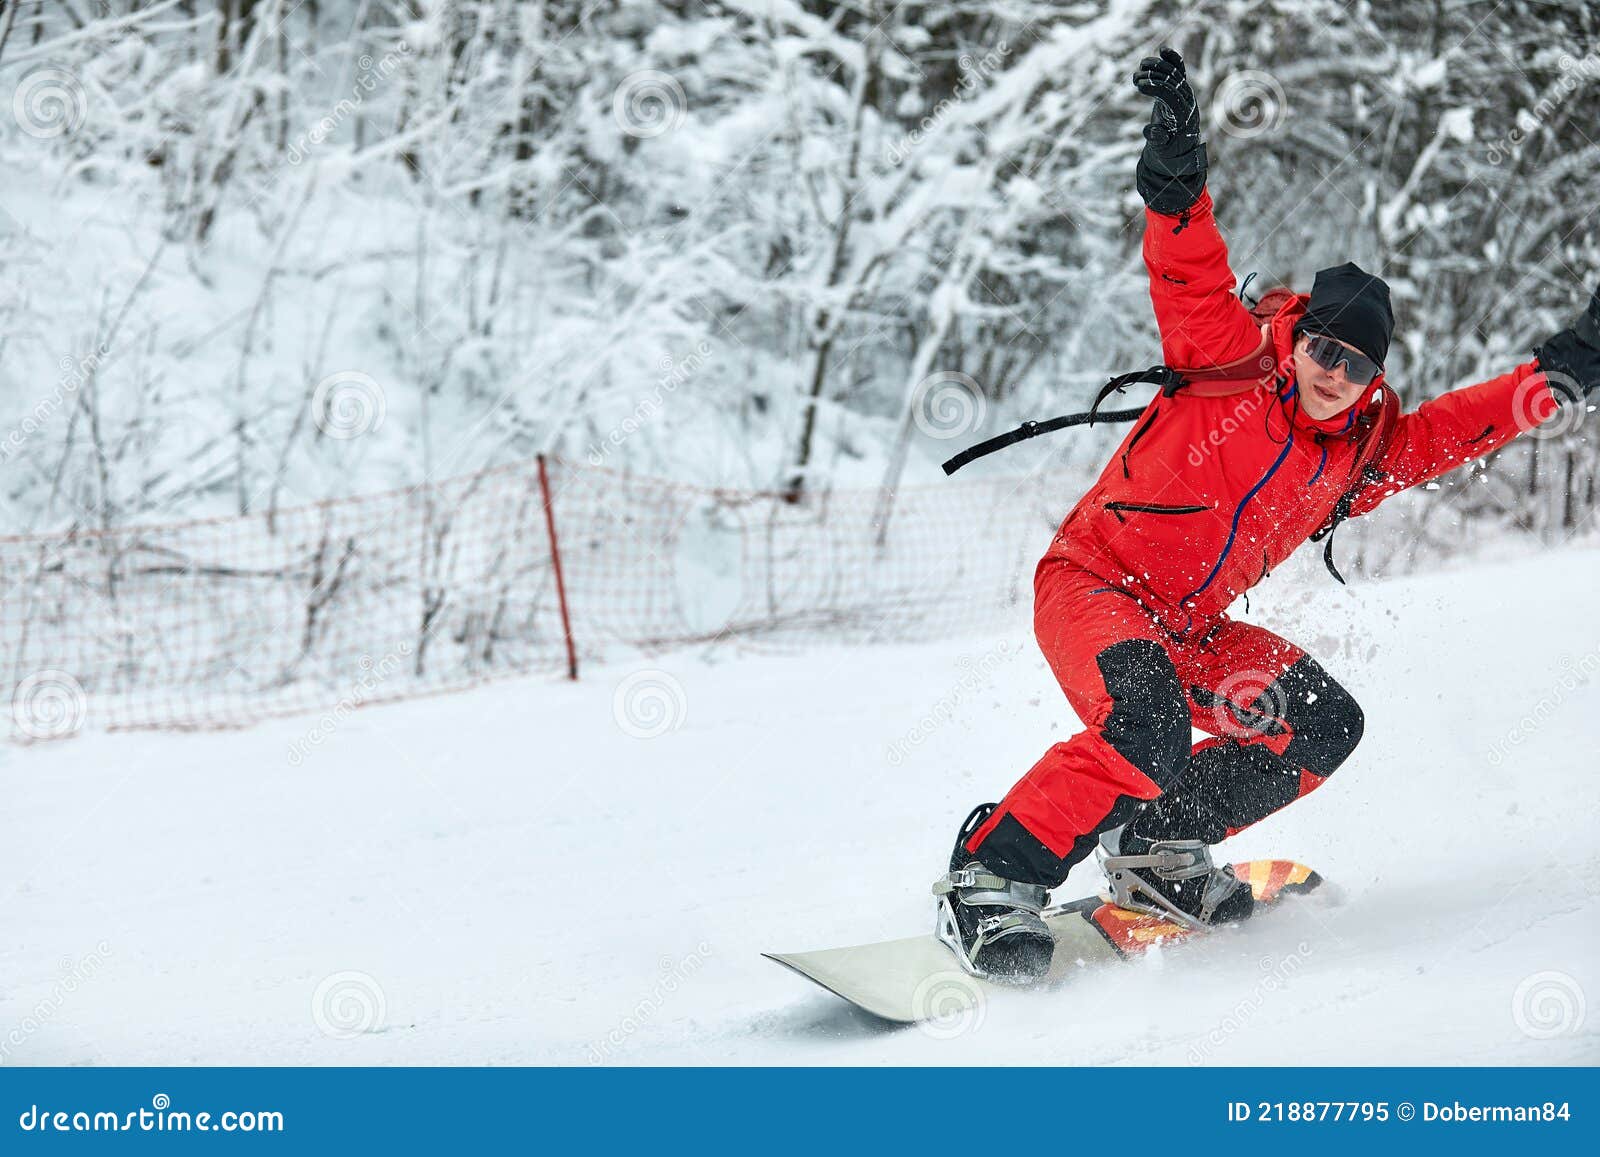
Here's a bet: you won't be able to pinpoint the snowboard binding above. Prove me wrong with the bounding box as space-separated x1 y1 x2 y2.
932 804 1056 983
1096 829 1255 929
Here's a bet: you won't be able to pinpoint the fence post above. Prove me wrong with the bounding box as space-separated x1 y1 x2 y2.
537 454 579 680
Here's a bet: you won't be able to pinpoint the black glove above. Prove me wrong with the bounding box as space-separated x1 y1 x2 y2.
1534 285 1600 403
1133 47 1207 215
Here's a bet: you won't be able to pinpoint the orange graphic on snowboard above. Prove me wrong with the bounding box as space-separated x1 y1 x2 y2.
1088 859 1320 956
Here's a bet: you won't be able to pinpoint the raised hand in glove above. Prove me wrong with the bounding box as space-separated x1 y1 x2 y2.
1133 47 1207 215
1534 285 1600 403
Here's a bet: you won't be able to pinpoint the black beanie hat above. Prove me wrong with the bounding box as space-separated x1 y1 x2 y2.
1295 262 1395 366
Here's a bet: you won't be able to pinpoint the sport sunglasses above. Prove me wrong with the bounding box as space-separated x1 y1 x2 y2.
1304 333 1382 387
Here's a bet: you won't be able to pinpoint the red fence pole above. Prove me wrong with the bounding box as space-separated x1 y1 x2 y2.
537 454 579 680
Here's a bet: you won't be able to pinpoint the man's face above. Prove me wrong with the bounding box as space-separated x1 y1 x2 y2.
1292 333 1373 420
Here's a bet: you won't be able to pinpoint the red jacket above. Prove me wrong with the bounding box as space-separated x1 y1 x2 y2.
1045 189 1558 635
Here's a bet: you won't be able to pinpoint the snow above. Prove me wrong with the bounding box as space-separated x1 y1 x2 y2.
2 547 1597 1065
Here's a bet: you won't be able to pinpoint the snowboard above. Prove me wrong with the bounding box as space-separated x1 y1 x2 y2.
765 859 1322 1024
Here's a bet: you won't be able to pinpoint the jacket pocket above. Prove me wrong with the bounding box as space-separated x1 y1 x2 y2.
1103 500 1211 524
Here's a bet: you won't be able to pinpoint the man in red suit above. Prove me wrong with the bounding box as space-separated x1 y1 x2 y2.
933 50 1600 982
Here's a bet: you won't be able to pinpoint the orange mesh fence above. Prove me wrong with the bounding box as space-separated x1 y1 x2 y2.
2 457 1078 737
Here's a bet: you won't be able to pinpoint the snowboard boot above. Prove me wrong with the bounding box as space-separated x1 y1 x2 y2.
1096 824 1255 929
931 804 1055 983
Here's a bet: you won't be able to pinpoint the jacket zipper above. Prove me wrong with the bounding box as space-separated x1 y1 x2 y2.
1104 500 1211 524
1121 410 1161 479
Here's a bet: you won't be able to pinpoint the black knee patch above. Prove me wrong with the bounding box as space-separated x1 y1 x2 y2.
1274 656 1364 777
1095 639 1189 789
1133 742 1298 845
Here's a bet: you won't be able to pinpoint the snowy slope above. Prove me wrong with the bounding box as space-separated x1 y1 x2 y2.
2 548 1597 1066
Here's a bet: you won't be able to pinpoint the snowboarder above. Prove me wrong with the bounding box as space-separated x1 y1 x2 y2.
934 48 1600 982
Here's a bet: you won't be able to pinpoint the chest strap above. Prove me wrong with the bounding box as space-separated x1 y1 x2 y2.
943 331 1276 476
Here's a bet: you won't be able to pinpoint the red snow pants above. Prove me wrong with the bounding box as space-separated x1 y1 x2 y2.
964 559 1364 887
